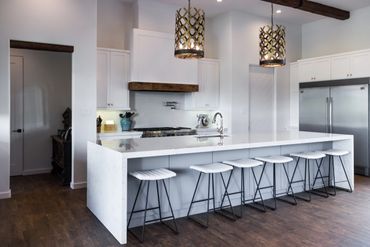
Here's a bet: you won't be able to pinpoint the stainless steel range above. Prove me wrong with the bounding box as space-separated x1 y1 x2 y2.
132 127 197 138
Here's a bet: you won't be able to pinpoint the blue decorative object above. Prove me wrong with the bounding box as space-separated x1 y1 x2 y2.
120 118 132 131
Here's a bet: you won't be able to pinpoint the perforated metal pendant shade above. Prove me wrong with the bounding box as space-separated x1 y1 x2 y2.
174 0 205 59
259 4 286 67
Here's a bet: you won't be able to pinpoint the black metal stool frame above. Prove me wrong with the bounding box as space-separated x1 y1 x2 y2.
127 179 178 243
251 162 297 211
288 157 329 202
187 171 236 228
219 166 267 217
313 155 353 196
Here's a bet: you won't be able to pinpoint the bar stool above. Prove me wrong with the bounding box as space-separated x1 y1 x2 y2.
187 163 235 228
290 151 329 202
313 149 353 196
220 158 266 217
254 156 297 210
128 168 178 242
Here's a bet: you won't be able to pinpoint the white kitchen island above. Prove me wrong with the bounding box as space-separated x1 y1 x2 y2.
87 131 354 245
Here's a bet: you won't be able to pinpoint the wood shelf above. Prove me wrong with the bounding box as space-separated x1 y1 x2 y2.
128 82 199 93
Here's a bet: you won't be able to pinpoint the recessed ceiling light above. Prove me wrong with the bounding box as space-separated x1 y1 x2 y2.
276 9 282 14
217 0 222 2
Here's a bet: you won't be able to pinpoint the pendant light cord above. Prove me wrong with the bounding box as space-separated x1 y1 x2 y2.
271 3 274 27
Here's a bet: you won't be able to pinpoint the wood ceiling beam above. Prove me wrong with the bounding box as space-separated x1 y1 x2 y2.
261 0 350 20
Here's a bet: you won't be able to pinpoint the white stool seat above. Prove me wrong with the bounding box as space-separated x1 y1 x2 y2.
322 149 349 156
255 156 293 164
130 168 176 181
290 151 326 160
190 163 233 174
222 159 263 168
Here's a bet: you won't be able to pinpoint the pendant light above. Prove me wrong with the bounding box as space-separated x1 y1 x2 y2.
174 0 205 59
259 3 286 67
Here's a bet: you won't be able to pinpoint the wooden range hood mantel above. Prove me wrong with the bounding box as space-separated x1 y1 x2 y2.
128 82 199 93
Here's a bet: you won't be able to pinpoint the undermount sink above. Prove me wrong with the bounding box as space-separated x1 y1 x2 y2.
195 134 229 138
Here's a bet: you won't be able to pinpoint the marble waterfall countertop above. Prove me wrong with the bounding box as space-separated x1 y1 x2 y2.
97 131 353 158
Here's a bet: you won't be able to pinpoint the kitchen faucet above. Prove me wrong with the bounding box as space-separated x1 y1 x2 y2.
212 112 224 135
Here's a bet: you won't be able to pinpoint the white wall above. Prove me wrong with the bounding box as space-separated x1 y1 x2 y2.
302 6 370 58
0 0 97 196
135 0 179 33
207 11 302 134
11 48 71 175
97 0 133 50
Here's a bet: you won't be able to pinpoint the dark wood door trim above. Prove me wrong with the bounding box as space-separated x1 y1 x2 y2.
10 40 74 53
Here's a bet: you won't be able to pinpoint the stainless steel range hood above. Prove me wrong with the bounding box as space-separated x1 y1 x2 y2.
128 82 199 93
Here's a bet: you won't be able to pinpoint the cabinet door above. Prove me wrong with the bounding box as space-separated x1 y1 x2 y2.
299 59 330 82
299 61 315 82
350 52 370 79
314 59 331 81
331 55 350 80
97 50 109 108
187 60 220 110
109 51 130 110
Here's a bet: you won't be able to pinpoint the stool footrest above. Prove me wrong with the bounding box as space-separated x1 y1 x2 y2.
145 215 175 224
192 198 215 204
131 206 160 214
259 185 274 190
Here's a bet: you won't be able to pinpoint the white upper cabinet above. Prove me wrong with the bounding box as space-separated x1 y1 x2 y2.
131 29 198 84
299 50 370 83
184 59 220 110
331 52 370 80
299 58 331 82
97 48 130 110
331 55 350 80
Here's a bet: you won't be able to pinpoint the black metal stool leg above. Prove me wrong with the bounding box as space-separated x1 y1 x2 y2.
212 174 216 213
217 172 236 220
339 156 353 193
290 158 311 202
219 169 240 218
276 163 298 205
128 181 150 243
272 163 277 210
161 180 179 234
248 163 268 212
187 173 202 217
311 158 329 198
128 180 143 229
251 167 267 212
156 181 162 222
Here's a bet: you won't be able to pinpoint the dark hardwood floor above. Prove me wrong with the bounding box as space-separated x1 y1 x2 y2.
1 174 370 247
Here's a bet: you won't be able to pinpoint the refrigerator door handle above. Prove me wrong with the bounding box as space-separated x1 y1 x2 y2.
326 97 330 133
329 97 333 133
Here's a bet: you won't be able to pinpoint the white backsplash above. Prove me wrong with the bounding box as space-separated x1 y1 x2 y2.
97 91 217 130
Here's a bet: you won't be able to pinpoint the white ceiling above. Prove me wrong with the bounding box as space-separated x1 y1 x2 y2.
150 0 370 24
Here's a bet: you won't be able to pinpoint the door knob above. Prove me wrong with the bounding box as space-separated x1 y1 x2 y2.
12 129 23 133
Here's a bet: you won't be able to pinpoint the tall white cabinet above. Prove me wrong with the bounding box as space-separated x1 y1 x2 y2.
184 59 220 110
97 48 130 110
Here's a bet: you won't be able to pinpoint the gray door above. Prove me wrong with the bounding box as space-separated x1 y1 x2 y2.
331 84 369 174
299 87 330 133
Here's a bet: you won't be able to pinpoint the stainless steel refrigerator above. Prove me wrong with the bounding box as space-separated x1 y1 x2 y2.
299 78 370 176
